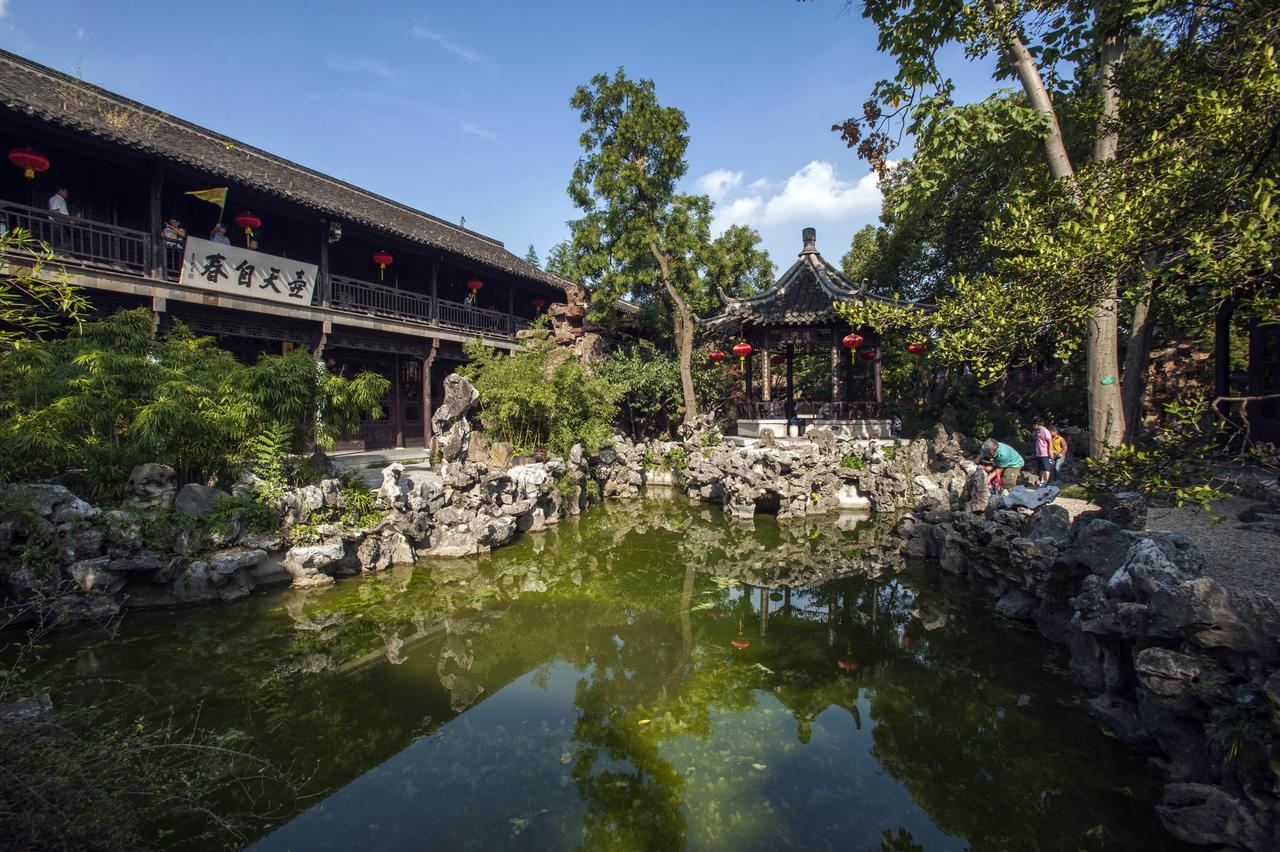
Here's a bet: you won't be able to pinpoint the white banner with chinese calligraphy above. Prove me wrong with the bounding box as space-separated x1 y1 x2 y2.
179 237 318 306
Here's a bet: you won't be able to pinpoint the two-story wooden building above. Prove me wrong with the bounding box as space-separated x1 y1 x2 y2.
0 48 570 451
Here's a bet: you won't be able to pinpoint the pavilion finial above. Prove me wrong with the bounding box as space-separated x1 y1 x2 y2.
801 227 817 254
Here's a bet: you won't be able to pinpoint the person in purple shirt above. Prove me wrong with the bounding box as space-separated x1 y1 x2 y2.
1032 416 1053 486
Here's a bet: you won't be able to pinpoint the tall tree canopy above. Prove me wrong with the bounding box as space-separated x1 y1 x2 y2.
564 69 772 423
827 0 1280 454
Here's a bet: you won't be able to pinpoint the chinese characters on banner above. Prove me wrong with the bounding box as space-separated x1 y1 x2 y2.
179 237 318 306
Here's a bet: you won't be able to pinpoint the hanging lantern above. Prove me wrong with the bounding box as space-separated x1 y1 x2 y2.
372 250 394 281
730 638 751 650
8 148 49 180
731 341 753 370
708 349 726 363
233 212 261 246
908 342 928 356
860 347 879 362
837 658 861 671
842 332 864 362
531 298 546 311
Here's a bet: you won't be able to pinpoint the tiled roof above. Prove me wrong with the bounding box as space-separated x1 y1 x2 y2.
0 49 572 292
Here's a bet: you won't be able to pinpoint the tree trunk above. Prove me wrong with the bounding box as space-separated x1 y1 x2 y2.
651 243 699 425
1087 23 1130 455
1121 280 1154 442
1002 12 1129 456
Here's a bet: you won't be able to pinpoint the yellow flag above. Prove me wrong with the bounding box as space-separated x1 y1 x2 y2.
185 187 228 208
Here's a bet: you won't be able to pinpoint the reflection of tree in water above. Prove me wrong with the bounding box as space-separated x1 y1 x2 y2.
34 496 1173 849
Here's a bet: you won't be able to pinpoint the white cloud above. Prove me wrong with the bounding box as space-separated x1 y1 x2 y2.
760 161 881 224
717 196 764 229
461 122 497 142
694 168 742 202
0 1 9 19
329 58 393 79
412 26 484 63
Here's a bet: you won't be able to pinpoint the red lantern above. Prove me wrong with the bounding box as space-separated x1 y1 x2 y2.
708 349 726 363
8 148 49 180
531 298 546 311
465 278 483 307
730 638 750 650
860 347 879 362
842 332 864 363
233 212 261 246
372 250 393 281
731 341 752 370
908 342 928 356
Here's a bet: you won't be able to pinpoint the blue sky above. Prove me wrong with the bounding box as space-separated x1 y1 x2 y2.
0 0 996 269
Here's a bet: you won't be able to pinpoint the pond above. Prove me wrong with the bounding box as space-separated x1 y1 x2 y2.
32 494 1183 850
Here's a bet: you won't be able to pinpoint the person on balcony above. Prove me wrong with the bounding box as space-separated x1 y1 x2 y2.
210 222 231 245
47 186 69 216
161 218 186 248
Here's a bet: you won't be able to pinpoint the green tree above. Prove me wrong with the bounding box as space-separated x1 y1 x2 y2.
0 229 90 349
705 225 775 304
0 309 387 494
829 0 1280 454
523 243 540 268
565 69 723 425
840 224 884 288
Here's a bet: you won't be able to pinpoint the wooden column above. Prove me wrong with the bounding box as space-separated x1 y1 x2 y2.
151 295 166 337
507 285 514 333
146 166 163 279
785 344 795 419
393 353 404 448
845 346 854 402
317 219 331 306
873 351 883 407
744 352 753 401
1214 299 1234 415
312 321 330 360
830 343 842 405
431 257 441 322
761 344 772 401
423 338 438 447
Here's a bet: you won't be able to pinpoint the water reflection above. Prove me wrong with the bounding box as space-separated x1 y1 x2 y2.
33 497 1179 850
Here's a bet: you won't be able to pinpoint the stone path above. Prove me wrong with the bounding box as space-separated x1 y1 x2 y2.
1057 495 1280 601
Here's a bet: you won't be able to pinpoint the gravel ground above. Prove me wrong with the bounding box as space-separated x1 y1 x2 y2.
1053 495 1280 600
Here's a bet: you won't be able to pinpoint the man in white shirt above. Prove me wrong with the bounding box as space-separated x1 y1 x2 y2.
47 186 69 215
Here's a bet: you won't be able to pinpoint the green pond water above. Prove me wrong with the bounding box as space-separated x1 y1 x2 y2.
32 495 1183 850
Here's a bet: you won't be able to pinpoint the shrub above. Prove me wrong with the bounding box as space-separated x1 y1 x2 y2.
840 454 865 470
0 309 387 497
460 337 619 457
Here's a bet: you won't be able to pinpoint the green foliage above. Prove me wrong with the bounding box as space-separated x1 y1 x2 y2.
595 341 681 438
883 444 898 462
0 309 387 497
665 446 689 473
1081 397 1221 508
460 337 619 457
840 454 865 470
0 229 91 349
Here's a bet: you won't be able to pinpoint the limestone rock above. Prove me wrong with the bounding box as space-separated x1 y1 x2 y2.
123 464 177 512
282 541 344 588
207 547 267 576
1001 484 1059 511
67 556 124 594
1098 489 1149 530
174 483 229 517
356 529 414 572
1156 783 1271 850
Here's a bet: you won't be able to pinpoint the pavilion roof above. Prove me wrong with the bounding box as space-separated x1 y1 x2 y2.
0 49 572 293
700 228 924 336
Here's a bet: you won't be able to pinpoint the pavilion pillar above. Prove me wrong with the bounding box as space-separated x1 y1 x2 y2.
785 344 795 419
744 352 753 401
431 257 441 322
873 351 883 409
830 344 842 406
761 345 772 401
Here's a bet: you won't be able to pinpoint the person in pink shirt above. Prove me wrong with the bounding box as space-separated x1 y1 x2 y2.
1032 417 1053 486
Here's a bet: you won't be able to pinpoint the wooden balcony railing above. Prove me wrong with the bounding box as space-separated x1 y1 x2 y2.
736 400 887 420
1 199 149 274
331 274 529 338
1 199 531 340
